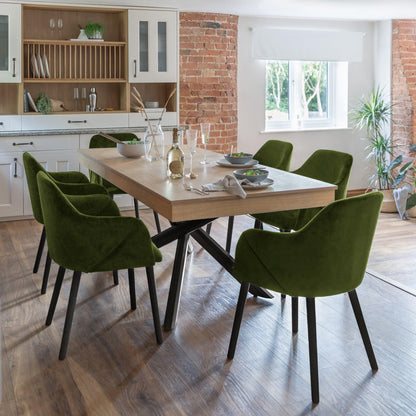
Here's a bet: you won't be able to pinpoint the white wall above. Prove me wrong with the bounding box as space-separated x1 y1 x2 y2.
238 16 377 189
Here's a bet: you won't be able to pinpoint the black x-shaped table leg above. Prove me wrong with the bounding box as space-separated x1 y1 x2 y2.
152 218 273 330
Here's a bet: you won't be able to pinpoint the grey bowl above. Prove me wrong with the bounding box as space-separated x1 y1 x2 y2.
224 152 254 165
144 101 159 108
117 141 145 158
233 168 269 183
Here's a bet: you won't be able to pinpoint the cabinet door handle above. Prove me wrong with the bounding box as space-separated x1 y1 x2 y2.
68 120 87 124
145 118 161 122
12 58 16 77
13 141 34 146
14 158 17 178
134 59 137 78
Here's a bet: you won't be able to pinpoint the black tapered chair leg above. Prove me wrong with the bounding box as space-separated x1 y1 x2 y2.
281 294 286 299
292 296 299 334
153 211 162 234
134 198 140 219
225 216 234 253
46 266 66 325
128 268 137 310
306 297 319 404
348 290 378 371
113 270 119 285
59 271 82 360
253 218 263 229
145 266 163 344
206 223 212 235
41 251 52 295
33 226 46 274
228 282 250 360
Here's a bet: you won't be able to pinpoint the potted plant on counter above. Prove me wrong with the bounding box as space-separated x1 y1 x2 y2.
350 87 404 212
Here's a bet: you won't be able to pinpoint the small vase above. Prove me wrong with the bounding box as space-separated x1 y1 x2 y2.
144 124 164 161
77 29 89 40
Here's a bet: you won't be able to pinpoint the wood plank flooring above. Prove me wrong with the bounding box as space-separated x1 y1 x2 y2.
368 212 416 290
0 211 415 415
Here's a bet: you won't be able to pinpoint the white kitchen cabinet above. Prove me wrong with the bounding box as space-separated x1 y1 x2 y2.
0 134 80 219
0 152 23 217
0 3 21 82
128 10 178 83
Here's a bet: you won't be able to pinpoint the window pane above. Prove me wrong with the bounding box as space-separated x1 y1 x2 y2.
0 15 9 71
266 61 289 123
158 22 167 72
139 21 148 72
301 61 328 120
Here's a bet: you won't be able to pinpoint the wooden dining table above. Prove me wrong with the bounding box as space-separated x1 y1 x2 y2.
79 146 337 330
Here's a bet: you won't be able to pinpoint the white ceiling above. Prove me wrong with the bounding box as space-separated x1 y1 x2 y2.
16 0 416 20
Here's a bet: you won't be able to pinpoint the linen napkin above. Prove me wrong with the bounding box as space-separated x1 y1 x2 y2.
202 174 271 199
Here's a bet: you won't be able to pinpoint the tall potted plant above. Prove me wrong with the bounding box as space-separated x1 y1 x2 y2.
350 87 400 212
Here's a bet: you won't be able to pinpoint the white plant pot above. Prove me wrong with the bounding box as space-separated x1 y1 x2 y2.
380 189 398 213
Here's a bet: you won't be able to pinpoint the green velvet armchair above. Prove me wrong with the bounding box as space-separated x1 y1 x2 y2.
228 192 383 404
253 149 353 331
37 171 163 360
224 139 294 252
89 133 162 233
23 151 108 294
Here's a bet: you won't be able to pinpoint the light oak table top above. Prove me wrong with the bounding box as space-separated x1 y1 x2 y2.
79 147 337 222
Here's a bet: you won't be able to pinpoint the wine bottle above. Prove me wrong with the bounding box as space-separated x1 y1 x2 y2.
167 128 185 179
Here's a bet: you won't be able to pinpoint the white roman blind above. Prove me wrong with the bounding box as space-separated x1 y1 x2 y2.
252 28 364 62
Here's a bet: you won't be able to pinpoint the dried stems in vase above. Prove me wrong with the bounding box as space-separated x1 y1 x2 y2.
157 87 177 129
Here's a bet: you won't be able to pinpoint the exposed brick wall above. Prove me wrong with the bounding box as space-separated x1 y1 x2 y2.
392 20 416 159
179 12 238 153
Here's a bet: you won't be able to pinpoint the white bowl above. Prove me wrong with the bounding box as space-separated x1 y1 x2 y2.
116 141 145 158
144 101 159 108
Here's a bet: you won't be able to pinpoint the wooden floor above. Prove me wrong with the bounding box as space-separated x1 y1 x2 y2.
368 212 416 290
1 211 416 415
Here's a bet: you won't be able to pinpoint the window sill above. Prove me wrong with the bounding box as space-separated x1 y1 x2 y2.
261 126 351 133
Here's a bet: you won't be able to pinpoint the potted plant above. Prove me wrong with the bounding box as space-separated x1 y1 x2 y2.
84 21 104 40
350 87 403 212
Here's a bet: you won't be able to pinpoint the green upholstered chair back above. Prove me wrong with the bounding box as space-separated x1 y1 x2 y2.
293 149 353 201
253 139 293 171
23 152 50 224
37 171 161 273
89 133 139 191
233 192 383 298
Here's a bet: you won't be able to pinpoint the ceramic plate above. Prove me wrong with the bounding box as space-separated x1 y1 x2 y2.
241 178 274 190
31 55 39 78
42 55 50 78
37 54 45 78
27 91 38 112
216 158 259 168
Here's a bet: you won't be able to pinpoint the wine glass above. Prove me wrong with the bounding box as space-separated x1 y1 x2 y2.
49 18 56 37
57 18 63 39
73 87 79 111
200 122 211 165
186 129 198 179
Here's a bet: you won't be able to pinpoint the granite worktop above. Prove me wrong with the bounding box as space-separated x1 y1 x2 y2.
0 125 181 137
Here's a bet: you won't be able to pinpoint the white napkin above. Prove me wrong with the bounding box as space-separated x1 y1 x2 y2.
202 174 247 198
393 184 413 220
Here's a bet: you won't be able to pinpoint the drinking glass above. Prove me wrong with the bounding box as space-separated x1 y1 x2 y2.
81 87 87 110
49 18 56 37
200 122 211 165
73 87 79 111
186 129 198 178
57 18 63 39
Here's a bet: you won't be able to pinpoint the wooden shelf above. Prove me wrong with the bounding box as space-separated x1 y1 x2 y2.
24 79 127 83
24 39 126 46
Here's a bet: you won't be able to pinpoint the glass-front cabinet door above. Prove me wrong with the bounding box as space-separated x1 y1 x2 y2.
0 3 21 82
128 10 177 82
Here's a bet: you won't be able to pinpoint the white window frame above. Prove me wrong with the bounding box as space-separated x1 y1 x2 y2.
265 61 347 132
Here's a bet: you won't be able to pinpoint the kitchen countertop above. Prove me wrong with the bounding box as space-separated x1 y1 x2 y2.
0 125 182 137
